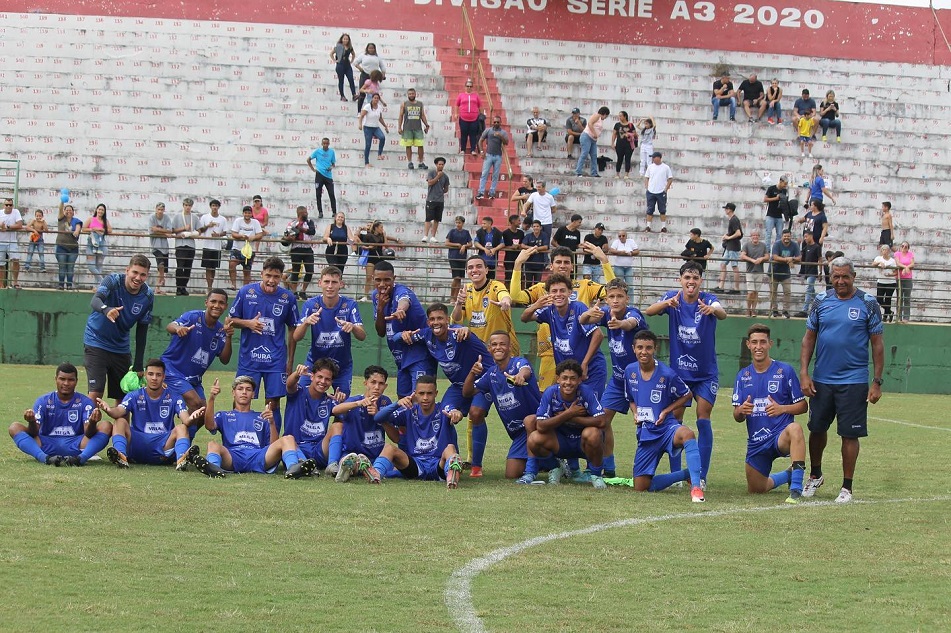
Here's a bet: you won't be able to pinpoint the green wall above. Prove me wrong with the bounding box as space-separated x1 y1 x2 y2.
0 291 944 394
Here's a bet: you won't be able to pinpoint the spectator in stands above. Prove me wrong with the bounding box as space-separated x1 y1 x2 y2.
643 151 673 233
740 230 770 317
763 175 788 248
799 199 829 246
818 90 841 142
715 203 743 294
198 199 229 292
453 79 484 156
149 202 172 294
476 115 509 200
808 164 837 206
354 43 385 112
681 228 714 271
56 202 83 291
872 244 898 322
230 205 265 289
765 78 783 125
551 214 582 255
358 70 386 107
323 211 353 275
330 33 356 102
565 108 586 158
23 209 48 273
636 115 657 177
0 198 24 289
525 106 548 157
611 111 637 179
285 205 317 300
520 220 548 287
446 215 472 302
769 229 800 318
171 199 199 296
358 93 389 167
792 88 819 127
474 216 504 280
358 220 396 301
895 241 914 322
608 229 638 288
511 175 535 219
575 106 610 178
796 231 822 317
398 88 429 170
879 201 894 248
581 222 609 283
501 214 524 285
524 180 555 248
251 195 269 248
423 157 449 243
307 137 336 220
711 73 736 121
738 73 766 122
822 249 844 292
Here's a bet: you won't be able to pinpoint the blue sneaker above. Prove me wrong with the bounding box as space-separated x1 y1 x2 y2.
547 460 565 485
515 472 536 484
570 469 592 484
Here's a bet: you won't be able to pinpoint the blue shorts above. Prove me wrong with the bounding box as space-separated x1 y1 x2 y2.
298 440 329 468
128 430 174 465
507 430 528 460
39 434 84 457
723 250 740 266
411 456 445 481
582 369 607 398
684 378 718 408
442 383 474 417
164 375 205 401
554 427 587 459
601 378 630 414
237 369 288 399
633 423 681 478
746 436 787 477
397 358 437 398
798 135 812 143
228 446 277 474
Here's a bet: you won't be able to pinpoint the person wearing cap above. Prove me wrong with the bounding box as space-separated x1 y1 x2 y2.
715 203 744 294
792 88 819 128
564 108 586 158
525 106 549 157
643 151 673 233
581 222 609 283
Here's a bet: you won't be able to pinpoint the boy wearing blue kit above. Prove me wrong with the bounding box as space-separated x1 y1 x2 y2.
326 366 396 483
283 358 339 470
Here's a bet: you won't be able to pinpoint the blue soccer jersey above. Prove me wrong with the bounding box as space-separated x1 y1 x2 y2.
536 383 604 440
599 306 648 384
299 295 363 368
161 310 228 384
337 394 394 459
658 290 720 382
623 360 690 442
807 289 883 384
83 273 154 354
411 326 490 386
473 357 541 437
732 360 805 452
32 392 96 437
212 410 271 449
284 388 335 445
387 402 455 460
120 387 187 435
229 283 300 373
373 283 430 369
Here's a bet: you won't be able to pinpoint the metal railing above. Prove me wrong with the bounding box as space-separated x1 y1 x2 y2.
0 159 21 208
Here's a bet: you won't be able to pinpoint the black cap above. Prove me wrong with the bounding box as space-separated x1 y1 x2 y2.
595 222 605 230
650 151 662 158
723 203 736 211
571 108 580 114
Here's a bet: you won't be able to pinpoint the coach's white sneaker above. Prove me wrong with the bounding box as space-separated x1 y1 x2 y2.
802 475 824 498
834 488 853 504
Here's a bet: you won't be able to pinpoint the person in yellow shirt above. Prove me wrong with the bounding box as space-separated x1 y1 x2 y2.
452 255 518 476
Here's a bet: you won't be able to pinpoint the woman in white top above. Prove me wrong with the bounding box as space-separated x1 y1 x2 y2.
354 43 385 111
608 230 639 287
575 106 610 177
636 115 657 176
357 93 389 167
872 244 898 322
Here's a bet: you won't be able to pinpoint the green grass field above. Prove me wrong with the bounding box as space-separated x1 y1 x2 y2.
1 364 949 632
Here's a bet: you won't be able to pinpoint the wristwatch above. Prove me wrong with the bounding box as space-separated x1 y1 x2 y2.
873 377 884 386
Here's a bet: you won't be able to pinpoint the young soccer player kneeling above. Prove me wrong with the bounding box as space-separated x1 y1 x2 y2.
372 376 464 489
732 324 808 503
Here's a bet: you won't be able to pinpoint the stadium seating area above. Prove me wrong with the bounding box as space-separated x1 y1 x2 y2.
1 13 949 317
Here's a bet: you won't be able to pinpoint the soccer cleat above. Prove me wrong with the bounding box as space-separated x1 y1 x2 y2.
802 475 824 497
699 478 707 491
45 455 63 467
785 490 803 504
691 486 705 503
469 465 483 478
336 453 359 482
460 460 472 471
446 455 462 489
324 461 340 478
285 458 317 480
515 472 536 484
63 455 83 467
570 469 592 484
176 445 199 472
356 454 381 484
834 487 853 504
547 461 564 485
591 476 607 490
107 447 130 469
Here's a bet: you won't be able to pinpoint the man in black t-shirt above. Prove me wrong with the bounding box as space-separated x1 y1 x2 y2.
711 73 736 121
716 203 743 294
796 231 822 317
580 222 609 282
763 176 791 247
500 214 525 287
552 214 582 252
681 228 715 271
737 73 766 122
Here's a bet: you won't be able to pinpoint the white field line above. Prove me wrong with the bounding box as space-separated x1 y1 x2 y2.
871 416 951 432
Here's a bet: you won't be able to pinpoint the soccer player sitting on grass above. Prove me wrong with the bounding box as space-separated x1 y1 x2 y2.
283 358 340 472
372 375 464 489
524 360 608 489
189 376 316 479
624 330 705 502
732 324 808 504
9 362 110 466
96 359 205 470
325 365 395 483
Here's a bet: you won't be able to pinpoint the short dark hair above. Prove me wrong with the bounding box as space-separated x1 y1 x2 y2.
465 254 484 265
680 261 704 276
434 157 446 165
145 358 165 371
207 288 229 302
634 330 657 345
508 214 520 223
209 199 221 207
415 374 437 387
812 200 825 212
312 358 340 378
545 272 572 291
689 228 702 236
56 362 78 377
604 278 628 294
882 201 892 210
549 246 574 262
481 216 493 224
262 256 284 272
364 365 388 381
374 260 394 275
320 265 343 278
426 302 450 317
748 323 771 338
129 254 151 270
597 106 610 116
570 214 582 222
555 359 583 377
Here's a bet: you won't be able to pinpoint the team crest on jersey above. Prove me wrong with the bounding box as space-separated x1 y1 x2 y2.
566 319 574 334
445 343 456 360
131 303 142 315
273 304 284 316
68 410 79 423
848 308 860 320
433 420 441 434
253 417 265 431
160 406 170 419
210 338 219 351
482 296 489 308
317 405 329 419
768 381 780 394
694 309 702 323
650 390 663 404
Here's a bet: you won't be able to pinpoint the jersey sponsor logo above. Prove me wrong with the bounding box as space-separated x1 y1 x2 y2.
650 389 663 404
677 354 699 372
67 410 79 423
470 311 487 328
364 429 384 448
131 303 142 315
250 345 273 363
751 426 773 443
253 417 265 432
848 307 860 320
191 348 211 369
609 338 626 354
768 380 780 394
159 406 170 419
415 435 438 453
260 317 276 335
438 361 462 377
554 338 572 353
753 397 770 415
678 325 700 343
496 391 518 410
385 322 395 336
234 430 260 446
144 421 167 434
301 420 326 437
636 406 655 424
50 425 74 436
316 331 344 348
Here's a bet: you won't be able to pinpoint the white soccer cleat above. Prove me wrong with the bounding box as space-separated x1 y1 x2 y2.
802 475 824 498
834 487 853 504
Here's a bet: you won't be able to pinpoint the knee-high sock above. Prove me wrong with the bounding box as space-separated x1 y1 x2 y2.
208 452 222 467
373 455 393 478
80 432 109 464
174 437 191 461
770 468 792 490
470 421 487 467
13 431 48 463
524 456 539 477
111 434 128 456
327 435 343 465
668 450 682 473
790 461 806 493
684 439 703 487
648 468 688 492
696 418 713 480
602 453 616 473
282 450 299 468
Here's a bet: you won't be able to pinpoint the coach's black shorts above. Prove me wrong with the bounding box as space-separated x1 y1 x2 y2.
84 345 132 400
807 381 868 438
425 202 444 223
201 248 221 270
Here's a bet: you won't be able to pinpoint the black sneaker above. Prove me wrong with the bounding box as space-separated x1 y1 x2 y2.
782 311 790 319
713 286 724 292
45 455 63 467
727 289 741 295
63 456 82 467
475 193 484 200
660 227 668 233
793 311 808 318
418 163 428 170
770 311 780 318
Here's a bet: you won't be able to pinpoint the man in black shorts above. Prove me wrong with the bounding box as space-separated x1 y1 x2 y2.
423 157 449 243
199 199 229 292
